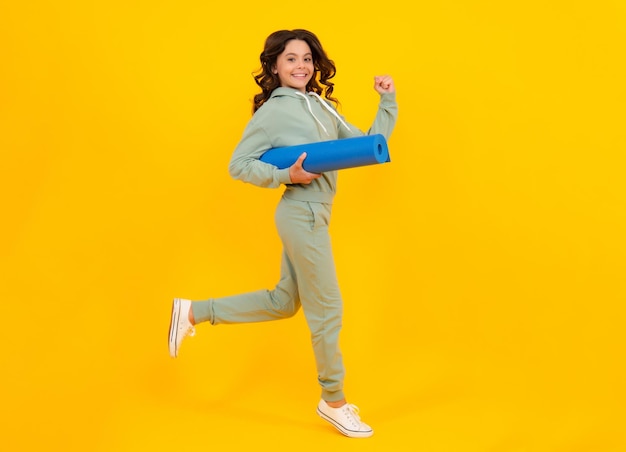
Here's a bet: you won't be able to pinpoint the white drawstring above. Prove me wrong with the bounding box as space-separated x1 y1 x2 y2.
295 91 328 135
295 91 352 136
308 91 351 133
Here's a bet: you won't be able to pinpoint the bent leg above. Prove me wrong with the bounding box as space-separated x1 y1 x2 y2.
192 248 300 325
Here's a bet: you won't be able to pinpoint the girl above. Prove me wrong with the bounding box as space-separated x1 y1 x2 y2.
169 29 397 438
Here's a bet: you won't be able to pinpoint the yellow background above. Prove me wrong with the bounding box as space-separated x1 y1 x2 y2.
2 1 625 451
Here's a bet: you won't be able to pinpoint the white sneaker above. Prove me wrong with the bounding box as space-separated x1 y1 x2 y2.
316 399 374 438
168 298 195 358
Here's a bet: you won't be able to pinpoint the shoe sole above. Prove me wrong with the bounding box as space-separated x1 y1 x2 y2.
316 408 374 438
168 298 181 358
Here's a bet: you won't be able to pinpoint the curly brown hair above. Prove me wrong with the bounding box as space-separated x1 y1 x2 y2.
252 29 339 113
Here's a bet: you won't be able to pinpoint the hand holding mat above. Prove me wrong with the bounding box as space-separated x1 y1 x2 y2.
260 134 390 174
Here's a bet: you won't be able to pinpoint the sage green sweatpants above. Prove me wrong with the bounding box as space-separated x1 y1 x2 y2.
191 195 345 402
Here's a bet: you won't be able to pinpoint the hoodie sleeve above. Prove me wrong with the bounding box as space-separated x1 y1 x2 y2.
367 92 398 140
228 119 292 188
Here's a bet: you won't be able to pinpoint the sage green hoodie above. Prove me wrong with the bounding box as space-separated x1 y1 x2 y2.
229 87 398 204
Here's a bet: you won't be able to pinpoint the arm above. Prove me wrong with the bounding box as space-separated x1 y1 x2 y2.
336 75 398 140
368 75 398 140
229 118 320 187
228 120 292 188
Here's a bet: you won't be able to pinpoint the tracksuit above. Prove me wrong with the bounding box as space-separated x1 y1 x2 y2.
192 87 398 402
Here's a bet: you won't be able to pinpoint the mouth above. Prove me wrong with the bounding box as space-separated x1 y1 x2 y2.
291 73 309 79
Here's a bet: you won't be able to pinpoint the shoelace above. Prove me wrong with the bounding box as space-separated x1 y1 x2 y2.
341 404 363 427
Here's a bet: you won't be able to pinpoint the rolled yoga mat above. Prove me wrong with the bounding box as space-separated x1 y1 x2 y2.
259 134 390 174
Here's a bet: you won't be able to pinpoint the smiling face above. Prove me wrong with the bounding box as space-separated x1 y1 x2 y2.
273 39 314 93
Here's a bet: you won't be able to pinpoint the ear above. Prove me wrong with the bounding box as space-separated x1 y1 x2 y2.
272 65 278 74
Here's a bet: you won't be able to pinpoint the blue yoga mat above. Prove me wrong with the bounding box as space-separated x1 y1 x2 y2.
260 134 390 174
